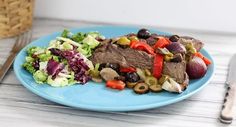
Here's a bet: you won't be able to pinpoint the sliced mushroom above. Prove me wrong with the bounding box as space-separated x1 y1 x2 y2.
100 68 119 81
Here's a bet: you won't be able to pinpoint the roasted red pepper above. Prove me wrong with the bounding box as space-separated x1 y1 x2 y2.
153 37 171 50
194 52 212 65
106 80 126 90
120 67 136 73
153 54 164 79
130 40 155 55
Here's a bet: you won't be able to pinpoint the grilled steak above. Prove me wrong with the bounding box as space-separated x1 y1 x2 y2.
90 42 154 70
162 61 186 83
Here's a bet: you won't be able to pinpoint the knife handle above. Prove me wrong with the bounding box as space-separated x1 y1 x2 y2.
219 83 236 124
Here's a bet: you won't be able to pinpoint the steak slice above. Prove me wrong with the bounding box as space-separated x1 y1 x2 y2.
162 61 186 84
178 36 204 52
90 43 154 70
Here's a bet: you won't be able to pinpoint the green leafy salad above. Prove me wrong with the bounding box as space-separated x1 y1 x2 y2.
22 30 104 87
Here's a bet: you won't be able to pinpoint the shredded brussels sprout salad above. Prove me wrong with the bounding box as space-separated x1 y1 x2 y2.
22 30 104 87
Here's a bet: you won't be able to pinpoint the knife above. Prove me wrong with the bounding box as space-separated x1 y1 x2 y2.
219 54 236 124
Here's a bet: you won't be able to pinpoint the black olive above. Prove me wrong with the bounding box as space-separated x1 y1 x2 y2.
133 83 149 94
137 28 151 39
98 63 107 71
125 72 140 82
169 35 180 42
107 63 120 72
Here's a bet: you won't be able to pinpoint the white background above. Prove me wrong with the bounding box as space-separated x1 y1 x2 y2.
35 0 236 33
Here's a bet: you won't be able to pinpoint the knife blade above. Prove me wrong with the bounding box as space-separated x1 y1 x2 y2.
219 54 236 124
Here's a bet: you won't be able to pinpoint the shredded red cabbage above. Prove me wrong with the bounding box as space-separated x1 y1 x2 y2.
47 59 65 79
49 48 90 84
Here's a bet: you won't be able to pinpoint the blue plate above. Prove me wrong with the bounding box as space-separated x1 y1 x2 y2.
14 26 215 112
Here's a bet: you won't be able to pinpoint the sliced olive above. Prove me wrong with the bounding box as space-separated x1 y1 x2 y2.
125 72 140 82
107 63 120 72
126 82 137 88
169 35 180 42
149 84 162 92
145 76 158 86
137 28 151 39
133 83 149 94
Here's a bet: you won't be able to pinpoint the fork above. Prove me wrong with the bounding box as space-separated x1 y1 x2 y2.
0 31 32 82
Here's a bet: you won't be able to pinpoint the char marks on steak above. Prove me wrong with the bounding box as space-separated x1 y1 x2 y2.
90 42 154 70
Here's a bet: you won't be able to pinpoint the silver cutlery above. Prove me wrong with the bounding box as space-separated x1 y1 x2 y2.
0 31 32 82
219 54 236 124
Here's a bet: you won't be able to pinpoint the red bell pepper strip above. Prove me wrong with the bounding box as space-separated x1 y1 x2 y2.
130 40 155 55
194 52 212 65
153 37 171 50
120 67 136 73
106 80 126 90
153 54 164 79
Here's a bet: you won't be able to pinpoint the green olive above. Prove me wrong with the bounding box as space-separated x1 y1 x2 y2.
149 84 162 92
117 37 131 46
128 36 139 41
145 76 158 86
133 83 149 94
126 82 137 88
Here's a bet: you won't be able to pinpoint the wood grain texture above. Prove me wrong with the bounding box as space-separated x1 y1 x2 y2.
0 18 236 127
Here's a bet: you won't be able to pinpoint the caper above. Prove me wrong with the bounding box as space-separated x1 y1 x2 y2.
149 84 162 92
117 37 131 46
133 83 149 94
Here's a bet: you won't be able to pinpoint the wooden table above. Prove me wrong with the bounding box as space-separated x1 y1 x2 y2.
0 18 236 127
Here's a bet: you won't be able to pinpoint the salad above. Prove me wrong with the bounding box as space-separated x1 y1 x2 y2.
23 30 104 87
23 28 212 94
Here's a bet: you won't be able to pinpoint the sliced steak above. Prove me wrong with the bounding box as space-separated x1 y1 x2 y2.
162 61 186 83
178 36 204 51
90 43 154 70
